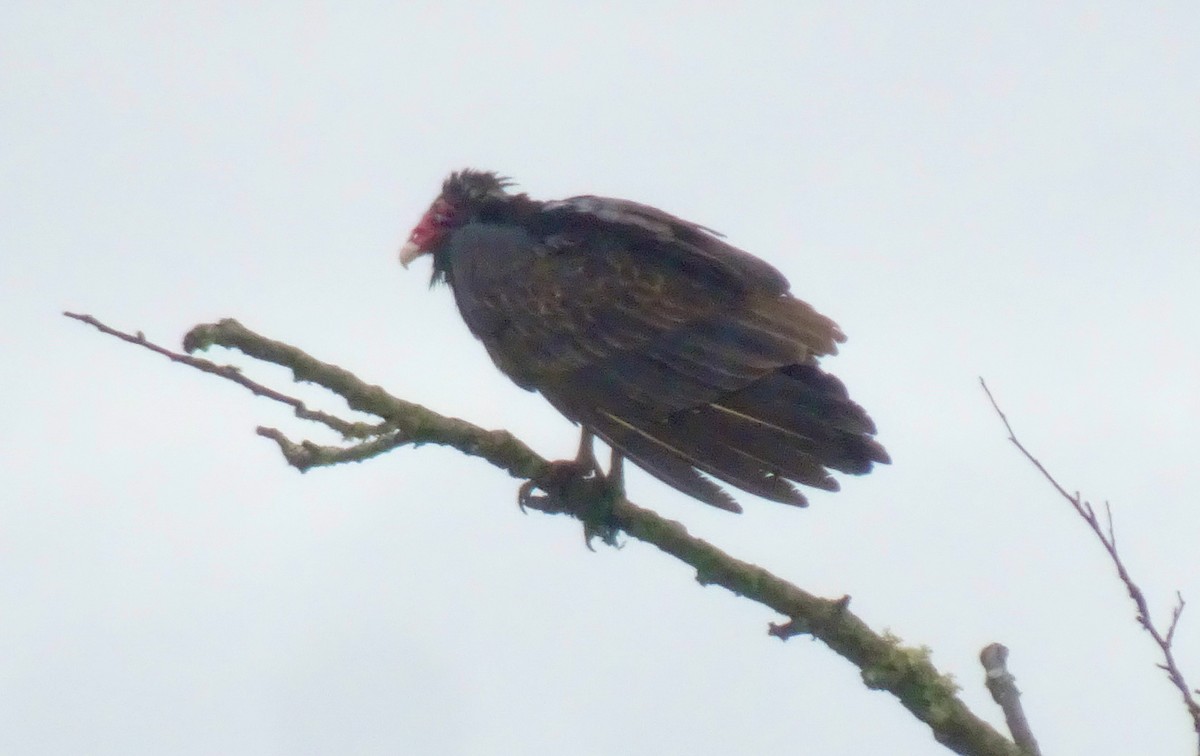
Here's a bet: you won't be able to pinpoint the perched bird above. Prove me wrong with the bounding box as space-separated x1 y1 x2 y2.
399 170 888 512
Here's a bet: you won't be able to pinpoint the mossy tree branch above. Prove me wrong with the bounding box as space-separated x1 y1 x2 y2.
67 312 1027 756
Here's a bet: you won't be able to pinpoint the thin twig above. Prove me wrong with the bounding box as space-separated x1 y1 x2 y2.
64 311 378 440
981 378 1200 749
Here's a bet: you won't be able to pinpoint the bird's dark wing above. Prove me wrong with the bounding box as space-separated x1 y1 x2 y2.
540 195 792 295
444 212 886 512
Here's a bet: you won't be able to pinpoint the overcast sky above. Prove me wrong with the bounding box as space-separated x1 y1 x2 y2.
3 3 1199 754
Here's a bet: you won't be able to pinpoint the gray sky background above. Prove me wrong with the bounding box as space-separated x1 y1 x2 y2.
3 3 1199 754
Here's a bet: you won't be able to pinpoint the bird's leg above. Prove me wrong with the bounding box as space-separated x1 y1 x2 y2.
605 449 626 498
516 428 621 549
575 429 601 478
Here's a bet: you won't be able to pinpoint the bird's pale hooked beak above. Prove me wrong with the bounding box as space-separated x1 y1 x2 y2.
398 241 422 268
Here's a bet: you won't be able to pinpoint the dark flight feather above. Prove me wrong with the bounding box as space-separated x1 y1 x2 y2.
402 170 889 511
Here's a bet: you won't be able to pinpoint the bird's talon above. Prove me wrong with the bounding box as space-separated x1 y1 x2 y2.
517 480 534 512
518 460 590 514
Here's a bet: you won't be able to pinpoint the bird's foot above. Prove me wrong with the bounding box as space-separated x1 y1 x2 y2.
517 459 595 512
517 460 622 549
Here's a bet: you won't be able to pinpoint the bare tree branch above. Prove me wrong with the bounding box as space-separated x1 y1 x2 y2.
981 378 1200 751
64 311 379 440
980 644 1041 756
70 311 1028 756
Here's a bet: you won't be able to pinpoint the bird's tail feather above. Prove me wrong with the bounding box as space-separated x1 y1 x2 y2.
575 363 887 511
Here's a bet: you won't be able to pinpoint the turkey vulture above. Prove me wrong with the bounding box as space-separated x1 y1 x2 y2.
399 170 888 512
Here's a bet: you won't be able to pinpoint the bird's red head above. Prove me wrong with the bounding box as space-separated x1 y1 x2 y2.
399 170 515 267
398 196 459 267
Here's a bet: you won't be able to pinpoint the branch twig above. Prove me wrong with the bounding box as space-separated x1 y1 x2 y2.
64 311 378 440
981 378 1200 749
69 312 1027 756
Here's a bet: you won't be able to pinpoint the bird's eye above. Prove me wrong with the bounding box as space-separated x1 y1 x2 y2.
429 198 456 226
